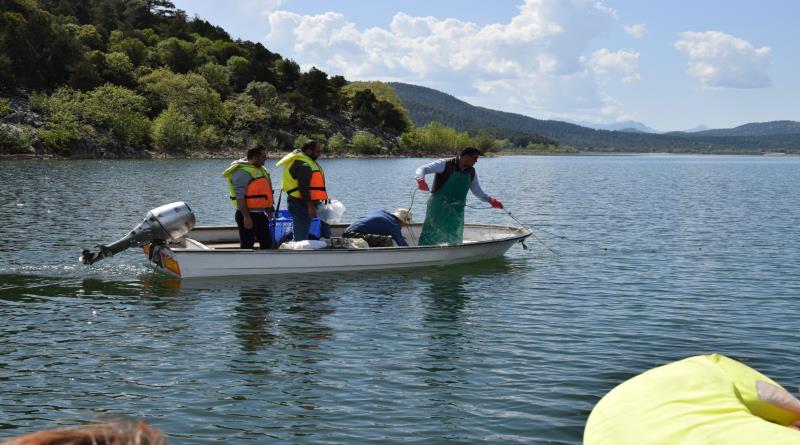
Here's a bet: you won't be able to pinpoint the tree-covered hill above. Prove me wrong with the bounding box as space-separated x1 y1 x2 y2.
2 0 540 158
390 82 800 153
680 120 800 137
4 0 795 158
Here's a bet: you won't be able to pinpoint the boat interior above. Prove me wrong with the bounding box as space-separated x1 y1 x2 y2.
173 223 528 251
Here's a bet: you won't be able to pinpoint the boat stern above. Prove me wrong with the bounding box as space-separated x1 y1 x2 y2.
143 243 182 278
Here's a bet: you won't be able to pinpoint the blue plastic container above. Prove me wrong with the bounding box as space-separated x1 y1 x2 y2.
272 209 320 243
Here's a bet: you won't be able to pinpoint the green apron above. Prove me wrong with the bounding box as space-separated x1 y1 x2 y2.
418 171 471 245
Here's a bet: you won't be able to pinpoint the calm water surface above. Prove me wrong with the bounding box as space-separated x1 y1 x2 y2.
1 156 799 444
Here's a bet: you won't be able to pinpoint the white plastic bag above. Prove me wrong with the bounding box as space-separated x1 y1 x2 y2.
279 240 329 250
316 200 346 224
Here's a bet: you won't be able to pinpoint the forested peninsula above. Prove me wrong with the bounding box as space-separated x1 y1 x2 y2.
0 0 561 159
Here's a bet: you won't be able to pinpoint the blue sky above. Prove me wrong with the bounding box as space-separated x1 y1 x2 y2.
171 0 799 131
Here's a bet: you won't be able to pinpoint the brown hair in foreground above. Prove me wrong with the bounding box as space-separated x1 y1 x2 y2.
1 420 166 445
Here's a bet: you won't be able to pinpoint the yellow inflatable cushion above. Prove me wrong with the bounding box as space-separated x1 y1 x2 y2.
584 354 800 445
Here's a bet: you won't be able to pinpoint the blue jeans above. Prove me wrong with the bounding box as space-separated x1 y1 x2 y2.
288 198 331 241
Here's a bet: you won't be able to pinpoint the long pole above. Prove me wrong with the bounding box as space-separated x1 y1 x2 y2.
271 188 283 243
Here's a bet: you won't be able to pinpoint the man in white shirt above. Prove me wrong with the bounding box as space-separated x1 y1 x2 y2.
414 147 503 245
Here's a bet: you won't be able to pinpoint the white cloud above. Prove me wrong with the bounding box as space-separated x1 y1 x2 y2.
624 23 645 38
674 31 770 88
588 48 640 83
264 0 639 121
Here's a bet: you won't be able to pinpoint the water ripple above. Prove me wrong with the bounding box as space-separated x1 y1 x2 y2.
1 157 800 443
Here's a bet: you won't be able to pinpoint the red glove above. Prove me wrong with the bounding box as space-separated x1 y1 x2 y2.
489 198 504 209
416 177 430 191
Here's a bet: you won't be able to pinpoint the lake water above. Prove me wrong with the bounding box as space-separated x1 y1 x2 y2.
1 155 799 444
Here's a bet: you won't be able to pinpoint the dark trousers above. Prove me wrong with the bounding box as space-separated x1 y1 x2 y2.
235 210 272 249
287 198 331 241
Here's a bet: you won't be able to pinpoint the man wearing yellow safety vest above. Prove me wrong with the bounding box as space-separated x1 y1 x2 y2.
222 145 275 249
276 140 331 241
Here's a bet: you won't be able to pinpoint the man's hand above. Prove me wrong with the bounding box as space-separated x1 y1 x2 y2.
416 177 429 191
489 198 504 209
243 213 254 229
307 202 317 219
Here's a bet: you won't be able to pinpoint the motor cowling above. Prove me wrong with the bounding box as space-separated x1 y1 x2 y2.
81 202 195 265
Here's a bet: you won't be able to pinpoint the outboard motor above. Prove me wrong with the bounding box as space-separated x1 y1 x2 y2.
81 202 195 265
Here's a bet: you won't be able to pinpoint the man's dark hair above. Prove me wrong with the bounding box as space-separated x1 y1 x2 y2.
247 145 266 159
460 147 482 157
301 140 319 152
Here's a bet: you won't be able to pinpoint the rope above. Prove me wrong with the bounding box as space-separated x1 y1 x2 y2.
464 203 563 255
412 191 556 255
406 186 420 245
465 203 577 241
501 209 559 256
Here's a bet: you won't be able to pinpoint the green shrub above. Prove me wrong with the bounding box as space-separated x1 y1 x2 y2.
151 107 198 152
23 89 82 154
342 81 413 130
293 134 312 149
196 62 230 97
398 130 422 152
102 52 135 86
76 24 104 51
38 127 78 156
350 131 382 154
244 81 278 107
311 133 327 146
156 37 197 73
492 138 514 151
224 93 266 133
32 87 84 115
226 55 252 91
341 81 408 116
244 81 289 124
327 132 347 153
109 37 149 67
0 123 33 154
0 98 10 117
81 84 151 146
398 121 475 154
139 69 225 127
198 124 222 149
472 130 496 153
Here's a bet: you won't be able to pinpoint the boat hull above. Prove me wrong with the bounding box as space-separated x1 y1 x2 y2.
148 224 531 278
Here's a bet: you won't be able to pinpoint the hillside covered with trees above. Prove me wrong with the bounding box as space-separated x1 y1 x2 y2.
391 82 800 153
675 120 800 138
0 0 555 158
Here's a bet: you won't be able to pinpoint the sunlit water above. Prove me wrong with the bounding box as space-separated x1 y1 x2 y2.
1 155 799 444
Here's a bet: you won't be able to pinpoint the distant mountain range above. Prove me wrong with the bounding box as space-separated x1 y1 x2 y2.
569 120 660 133
390 82 800 153
683 125 711 133
672 120 800 137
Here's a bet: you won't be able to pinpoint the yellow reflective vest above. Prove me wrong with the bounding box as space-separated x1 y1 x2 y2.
275 150 328 201
222 160 274 209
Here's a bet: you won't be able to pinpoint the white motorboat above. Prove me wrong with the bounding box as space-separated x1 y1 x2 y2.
81 202 532 279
